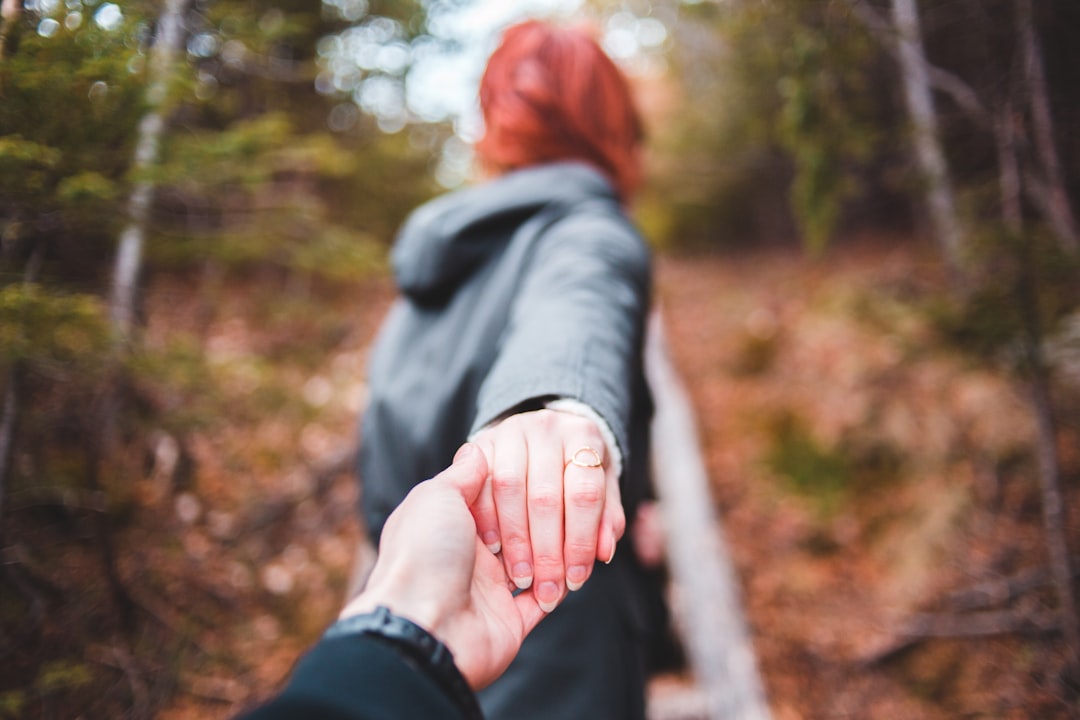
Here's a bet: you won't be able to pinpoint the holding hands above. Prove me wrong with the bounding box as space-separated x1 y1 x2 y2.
341 443 547 689
342 408 627 690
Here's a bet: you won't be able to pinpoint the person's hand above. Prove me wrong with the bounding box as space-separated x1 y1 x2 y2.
340 443 546 690
471 409 625 613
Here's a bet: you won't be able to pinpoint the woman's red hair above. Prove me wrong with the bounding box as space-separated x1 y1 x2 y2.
475 20 644 202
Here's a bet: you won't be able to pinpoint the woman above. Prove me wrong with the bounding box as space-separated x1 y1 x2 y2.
358 19 656 719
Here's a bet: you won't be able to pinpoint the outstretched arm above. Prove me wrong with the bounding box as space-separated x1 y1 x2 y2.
469 209 651 613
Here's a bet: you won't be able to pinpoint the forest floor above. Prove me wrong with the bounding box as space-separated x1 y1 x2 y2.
6 238 1078 718
654 240 1078 719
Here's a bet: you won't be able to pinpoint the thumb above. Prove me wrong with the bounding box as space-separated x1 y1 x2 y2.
513 592 547 639
437 442 488 505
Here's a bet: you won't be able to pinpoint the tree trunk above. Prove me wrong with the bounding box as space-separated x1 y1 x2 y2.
996 102 1080 673
0 0 20 59
0 248 46 622
109 0 192 338
103 0 192 453
0 246 44 544
1015 0 1078 254
891 0 965 274
0 365 19 533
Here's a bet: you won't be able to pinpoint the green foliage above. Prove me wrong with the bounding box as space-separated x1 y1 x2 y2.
127 334 224 432
774 18 876 255
0 691 26 719
0 284 110 373
0 136 60 196
765 411 852 512
928 226 1080 371
649 0 890 251
0 2 444 718
290 226 385 280
0 8 146 279
765 408 906 516
35 660 93 695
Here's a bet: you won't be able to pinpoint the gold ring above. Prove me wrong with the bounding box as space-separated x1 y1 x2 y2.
567 446 603 469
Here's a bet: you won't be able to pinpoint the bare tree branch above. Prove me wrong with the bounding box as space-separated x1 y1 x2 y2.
996 104 1024 232
903 608 1061 638
944 561 1080 614
845 0 990 127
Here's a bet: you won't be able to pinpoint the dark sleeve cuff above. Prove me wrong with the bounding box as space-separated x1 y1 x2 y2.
237 634 472 720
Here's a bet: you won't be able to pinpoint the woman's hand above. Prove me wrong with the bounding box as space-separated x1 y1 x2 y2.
471 409 626 613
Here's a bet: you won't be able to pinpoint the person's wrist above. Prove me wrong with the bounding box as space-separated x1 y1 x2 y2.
341 585 453 644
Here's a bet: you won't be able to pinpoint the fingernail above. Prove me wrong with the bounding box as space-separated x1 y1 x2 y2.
604 533 617 565
453 443 474 462
566 565 588 591
537 581 560 613
511 562 532 590
483 531 501 555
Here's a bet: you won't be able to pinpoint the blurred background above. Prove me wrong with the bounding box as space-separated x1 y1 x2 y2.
1 0 1079 717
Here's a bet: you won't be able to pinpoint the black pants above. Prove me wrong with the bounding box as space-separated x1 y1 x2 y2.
478 548 650 720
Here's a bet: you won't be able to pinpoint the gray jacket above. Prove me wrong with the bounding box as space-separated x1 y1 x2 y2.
359 161 653 540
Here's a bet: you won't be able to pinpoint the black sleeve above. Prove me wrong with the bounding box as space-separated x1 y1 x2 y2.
236 634 470 720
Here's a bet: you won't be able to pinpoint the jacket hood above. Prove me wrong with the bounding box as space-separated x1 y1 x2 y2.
391 161 617 303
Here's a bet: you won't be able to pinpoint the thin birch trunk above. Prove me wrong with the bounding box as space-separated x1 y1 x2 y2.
0 0 20 59
891 0 965 274
109 0 192 338
102 0 191 451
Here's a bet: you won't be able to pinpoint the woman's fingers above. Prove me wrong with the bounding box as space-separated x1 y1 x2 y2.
525 412 567 613
477 409 620 608
596 472 625 565
483 426 534 591
468 439 503 555
561 437 608 593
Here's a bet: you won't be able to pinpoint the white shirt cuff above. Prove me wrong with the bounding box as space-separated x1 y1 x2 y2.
544 398 623 479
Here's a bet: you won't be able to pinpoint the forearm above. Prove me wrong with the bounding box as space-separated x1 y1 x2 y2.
471 211 651 469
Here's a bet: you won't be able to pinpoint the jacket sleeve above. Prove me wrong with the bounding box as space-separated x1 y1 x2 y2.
470 207 651 469
236 635 469 720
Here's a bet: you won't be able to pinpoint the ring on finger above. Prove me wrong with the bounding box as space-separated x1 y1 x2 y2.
567 446 603 469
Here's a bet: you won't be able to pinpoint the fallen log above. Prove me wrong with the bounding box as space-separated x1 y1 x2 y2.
645 311 772 720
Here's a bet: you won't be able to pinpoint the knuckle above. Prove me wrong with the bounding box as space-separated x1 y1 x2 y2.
528 487 562 513
491 472 525 496
502 534 529 552
565 539 595 558
568 480 605 509
570 415 598 436
532 409 557 429
532 552 563 571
